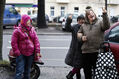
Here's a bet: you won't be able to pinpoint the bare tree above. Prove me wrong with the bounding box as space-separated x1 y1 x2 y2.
37 0 47 28
0 0 5 60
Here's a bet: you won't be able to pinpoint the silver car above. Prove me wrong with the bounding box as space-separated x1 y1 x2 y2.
30 14 49 25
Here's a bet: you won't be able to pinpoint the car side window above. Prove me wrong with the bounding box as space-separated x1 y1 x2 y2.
9 7 18 15
109 25 119 43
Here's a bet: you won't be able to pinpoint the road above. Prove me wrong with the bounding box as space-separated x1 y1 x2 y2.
2 32 85 79
3 34 71 66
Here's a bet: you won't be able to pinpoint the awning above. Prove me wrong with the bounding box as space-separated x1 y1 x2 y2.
32 5 37 7
14 4 33 7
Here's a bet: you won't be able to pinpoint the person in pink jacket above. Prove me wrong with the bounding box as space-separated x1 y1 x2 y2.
11 14 43 79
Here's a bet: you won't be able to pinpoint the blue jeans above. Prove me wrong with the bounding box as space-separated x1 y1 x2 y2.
15 54 34 79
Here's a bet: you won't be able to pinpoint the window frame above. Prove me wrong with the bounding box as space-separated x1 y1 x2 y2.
50 6 55 17
61 6 65 17
108 25 119 43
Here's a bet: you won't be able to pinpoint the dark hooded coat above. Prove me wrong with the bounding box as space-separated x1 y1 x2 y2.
65 24 83 68
65 17 72 31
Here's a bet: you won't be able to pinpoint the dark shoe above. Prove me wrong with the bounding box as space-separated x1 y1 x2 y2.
76 72 81 79
66 71 74 79
34 59 44 65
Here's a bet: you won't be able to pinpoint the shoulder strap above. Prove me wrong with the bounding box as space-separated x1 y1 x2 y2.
21 27 33 43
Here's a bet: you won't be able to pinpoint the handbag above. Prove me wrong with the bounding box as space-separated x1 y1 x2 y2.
94 41 118 79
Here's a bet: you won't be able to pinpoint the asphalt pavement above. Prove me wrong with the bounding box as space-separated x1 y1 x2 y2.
39 66 85 79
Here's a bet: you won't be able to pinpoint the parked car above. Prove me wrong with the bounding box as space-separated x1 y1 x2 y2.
30 14 37 23
53 16 64 23
45 14 49 24
110 15 119 23
49 16 54 23
30 14 49 25
3 5 21 28
62 13 79 31
105 22 119 72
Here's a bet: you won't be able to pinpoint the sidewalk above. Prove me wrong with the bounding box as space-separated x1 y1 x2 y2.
0 66 72 79
3 26 71 35
0 66 84 79
38 66 85 79
36 26 71 35
39 66 72 79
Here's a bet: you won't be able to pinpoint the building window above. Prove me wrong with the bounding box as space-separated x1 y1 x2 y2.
27 10 31 15
9 7 18 14
61 7 65 17
74 7 79 14
50 6 54 16
32 10 37 14
17 9 20 14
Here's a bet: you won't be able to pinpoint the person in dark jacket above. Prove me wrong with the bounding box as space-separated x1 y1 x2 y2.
65 14 73 32
77 7 110 79
65 15 85 79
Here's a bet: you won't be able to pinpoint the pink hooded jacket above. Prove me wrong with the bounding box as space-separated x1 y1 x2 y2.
11 15 40 57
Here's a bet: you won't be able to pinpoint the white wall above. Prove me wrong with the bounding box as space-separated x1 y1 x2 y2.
45 0 106 17
6 0 34 4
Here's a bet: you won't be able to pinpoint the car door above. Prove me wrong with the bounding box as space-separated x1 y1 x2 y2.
105 25 119 72
3 8 11 25
8 7 18 25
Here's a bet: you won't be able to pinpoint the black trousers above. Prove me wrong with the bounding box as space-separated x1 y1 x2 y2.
82 52 98 79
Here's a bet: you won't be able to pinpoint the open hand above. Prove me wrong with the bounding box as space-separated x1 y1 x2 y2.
102 7 107 13
82 36 87 42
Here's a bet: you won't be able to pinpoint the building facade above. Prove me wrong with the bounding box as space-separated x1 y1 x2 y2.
6 0 119 18
107 0 119 17
46 0 119 18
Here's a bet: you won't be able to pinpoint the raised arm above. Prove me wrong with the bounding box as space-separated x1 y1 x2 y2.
101 7 110 31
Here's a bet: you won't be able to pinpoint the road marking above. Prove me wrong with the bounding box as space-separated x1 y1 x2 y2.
8 41 11 43
37 33 71 35
40 47 69 49
8 39 71 43
39 39 70 41
42 59 64 61
8 40 69 49
7 46 69 49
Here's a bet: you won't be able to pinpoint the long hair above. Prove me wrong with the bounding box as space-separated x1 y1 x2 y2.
85 9 97 23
